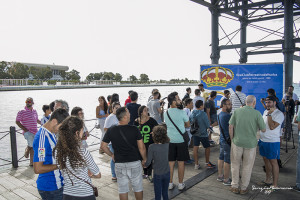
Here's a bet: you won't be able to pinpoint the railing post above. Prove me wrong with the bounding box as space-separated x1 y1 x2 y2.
10 126 18 168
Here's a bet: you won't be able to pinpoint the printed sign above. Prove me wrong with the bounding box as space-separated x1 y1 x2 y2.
200 63 284 114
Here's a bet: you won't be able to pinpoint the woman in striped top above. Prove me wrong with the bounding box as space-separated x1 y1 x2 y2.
54 116 101 199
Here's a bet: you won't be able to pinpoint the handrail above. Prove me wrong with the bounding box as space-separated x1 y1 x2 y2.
0 118 102 169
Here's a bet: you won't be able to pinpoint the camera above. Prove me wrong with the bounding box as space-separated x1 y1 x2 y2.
261 98 265 101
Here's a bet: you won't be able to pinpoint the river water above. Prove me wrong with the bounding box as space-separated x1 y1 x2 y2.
1 84 300 169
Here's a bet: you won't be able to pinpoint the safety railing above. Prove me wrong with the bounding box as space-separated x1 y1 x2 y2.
0 118 102 168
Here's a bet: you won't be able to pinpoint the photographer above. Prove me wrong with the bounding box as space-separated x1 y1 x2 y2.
261 88 285 113
282 92 295 141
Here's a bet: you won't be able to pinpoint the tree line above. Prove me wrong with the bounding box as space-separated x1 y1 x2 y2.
0 61 197 84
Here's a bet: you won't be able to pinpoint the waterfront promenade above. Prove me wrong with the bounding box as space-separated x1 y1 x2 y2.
0 126 299 200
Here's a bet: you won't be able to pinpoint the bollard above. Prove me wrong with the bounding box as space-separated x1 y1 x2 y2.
10 126 18 168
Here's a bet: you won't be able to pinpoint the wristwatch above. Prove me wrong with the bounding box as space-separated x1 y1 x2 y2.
266 114 271 117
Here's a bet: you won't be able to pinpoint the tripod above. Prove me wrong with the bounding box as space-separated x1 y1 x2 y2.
283 109 295 153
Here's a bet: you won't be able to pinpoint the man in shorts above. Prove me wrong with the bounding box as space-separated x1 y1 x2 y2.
258 96 284 188
217 99 232 185
101 107 147 200
16 97 41 166
205 91 218 144
190 100 216 170
164 92 190 190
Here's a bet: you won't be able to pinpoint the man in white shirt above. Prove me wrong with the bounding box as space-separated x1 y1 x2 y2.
258 96 284 188
193 89 204 110
103 102 121 181
283 85 299 103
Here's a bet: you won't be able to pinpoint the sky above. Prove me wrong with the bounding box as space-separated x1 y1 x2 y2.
1 0 300 82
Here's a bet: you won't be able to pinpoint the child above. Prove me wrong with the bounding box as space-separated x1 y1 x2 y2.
41 105 51 125
190 100 216 169
144 125 170 200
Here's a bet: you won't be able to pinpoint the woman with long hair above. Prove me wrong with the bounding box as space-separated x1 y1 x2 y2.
71 107 89 148
54 116 101 199
96 96 109 153
108 93 119 113
134 105 158 182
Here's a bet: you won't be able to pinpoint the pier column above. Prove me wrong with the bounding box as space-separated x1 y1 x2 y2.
283 0 295 91
210 0 220 64
239 0 248 63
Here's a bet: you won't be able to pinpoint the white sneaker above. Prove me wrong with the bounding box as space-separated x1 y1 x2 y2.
168 183 175 190
178 183 186 190
194 164 201 170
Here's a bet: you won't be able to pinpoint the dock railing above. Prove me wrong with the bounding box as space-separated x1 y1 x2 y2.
0 119 101 169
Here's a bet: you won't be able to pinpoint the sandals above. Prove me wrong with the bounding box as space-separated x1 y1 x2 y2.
112 177 117 182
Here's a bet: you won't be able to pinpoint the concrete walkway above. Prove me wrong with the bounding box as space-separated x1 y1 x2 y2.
0 126 299 200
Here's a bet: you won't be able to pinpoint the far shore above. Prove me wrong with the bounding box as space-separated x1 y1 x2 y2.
0 83 195 92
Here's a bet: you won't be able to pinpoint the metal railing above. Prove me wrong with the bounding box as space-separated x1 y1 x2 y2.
0 119 101 168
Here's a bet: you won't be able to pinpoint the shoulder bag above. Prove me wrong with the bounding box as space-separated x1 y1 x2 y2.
166 110 190 144
217 115 231 146
190 115 199 135
235 92 245 107
65 167 98 197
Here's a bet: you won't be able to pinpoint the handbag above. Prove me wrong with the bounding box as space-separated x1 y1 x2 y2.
65 167 98 197
166 110 190 144
190 117 199 135
217 115 231 146
235 92 245 107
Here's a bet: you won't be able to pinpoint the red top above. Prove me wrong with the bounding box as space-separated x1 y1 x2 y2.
124 96 131 106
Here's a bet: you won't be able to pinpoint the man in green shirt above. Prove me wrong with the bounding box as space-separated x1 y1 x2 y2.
229 95 266 195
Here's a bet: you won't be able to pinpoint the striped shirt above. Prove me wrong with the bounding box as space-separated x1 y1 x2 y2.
61 148 100 197
16 106 38 134
230 91 246 112
33 127 64 191
41 115 50 125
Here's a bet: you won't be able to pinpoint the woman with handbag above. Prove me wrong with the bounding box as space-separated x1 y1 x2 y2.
54 116 101 200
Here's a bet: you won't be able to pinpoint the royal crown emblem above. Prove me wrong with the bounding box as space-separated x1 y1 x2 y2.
201 66 234 87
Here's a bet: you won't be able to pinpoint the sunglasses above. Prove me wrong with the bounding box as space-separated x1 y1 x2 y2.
26 101 34 104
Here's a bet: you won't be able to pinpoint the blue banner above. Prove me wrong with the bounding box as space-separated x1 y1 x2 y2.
200 63 284 114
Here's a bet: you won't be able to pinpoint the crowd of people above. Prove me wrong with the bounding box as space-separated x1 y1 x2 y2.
14 84 300 200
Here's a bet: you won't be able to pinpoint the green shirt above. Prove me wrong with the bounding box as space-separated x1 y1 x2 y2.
229 106 266 148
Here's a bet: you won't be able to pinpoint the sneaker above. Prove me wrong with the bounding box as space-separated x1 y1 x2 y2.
194 164 201 170
217 175 224 182
209 140 216 145
185 159 194 165
168 183 175 190
292 186 300 192
208 126 215 134
143 174 148 179
178 183 186 190
206 162 216 169
24 147 30 158
223 178 232 186
147 176 153 183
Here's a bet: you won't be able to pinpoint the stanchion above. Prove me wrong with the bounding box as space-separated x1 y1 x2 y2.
10 126 18 168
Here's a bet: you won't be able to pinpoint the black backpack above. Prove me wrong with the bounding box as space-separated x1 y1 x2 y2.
190 118 199 135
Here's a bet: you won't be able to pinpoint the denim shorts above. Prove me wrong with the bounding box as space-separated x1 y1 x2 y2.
258 140 280 160
193 136 210 148
115 160 143 194
210 114 217 125
24 131 35 147
219 142 231 163
38 187 63 200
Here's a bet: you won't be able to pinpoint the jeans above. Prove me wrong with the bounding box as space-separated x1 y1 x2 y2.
38 187 63 200
109 144 116 178
296 133 300 189
153 172 170 200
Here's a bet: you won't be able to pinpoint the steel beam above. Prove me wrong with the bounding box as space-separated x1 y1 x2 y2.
248 11 300 23
210 0 220 64
219 39 283 50
247 49 282 55
190 0 212 8
239 0 248 63
283 0 295 90
293 55 300 61
219 0 281 13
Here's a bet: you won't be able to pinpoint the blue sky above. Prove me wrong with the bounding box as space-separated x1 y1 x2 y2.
1 0 299 82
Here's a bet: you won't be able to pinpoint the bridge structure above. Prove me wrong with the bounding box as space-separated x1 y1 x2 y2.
190 0 300 89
